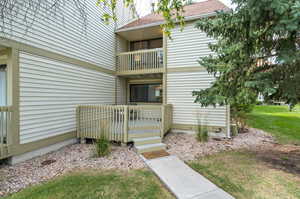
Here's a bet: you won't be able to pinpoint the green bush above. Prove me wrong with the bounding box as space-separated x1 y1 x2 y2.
230 124 238 137
94 134 111 157
231 104 254 134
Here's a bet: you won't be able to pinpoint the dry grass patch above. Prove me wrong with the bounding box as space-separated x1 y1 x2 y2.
189 150 300 199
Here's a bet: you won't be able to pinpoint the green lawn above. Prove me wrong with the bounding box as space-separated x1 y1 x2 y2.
189 151 300 199
246 105 300 145
4 170 174 199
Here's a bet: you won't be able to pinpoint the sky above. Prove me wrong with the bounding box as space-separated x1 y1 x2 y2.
135 0 234 17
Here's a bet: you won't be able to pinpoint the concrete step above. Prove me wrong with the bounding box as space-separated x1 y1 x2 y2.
129 132 160 140
133 136 161 146
135 143 166 154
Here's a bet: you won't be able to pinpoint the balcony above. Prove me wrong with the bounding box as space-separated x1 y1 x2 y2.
116 48 164 75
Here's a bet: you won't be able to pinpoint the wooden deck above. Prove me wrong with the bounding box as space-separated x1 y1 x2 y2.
76 104 172 143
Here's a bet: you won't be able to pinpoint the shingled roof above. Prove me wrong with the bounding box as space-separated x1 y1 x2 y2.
118 0 229 31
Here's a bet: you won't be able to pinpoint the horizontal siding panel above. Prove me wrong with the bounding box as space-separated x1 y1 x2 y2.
116 77 127 105
19 52 115 144
167 23 216 68
21 125 75 142
20 79 112 91
116 0 135 28
2 1 115 69
167 71 227 127
20 100 112 106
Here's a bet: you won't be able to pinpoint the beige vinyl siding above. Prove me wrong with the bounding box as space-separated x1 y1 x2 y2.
116 77 127 105
167 22 216 68
167 71 227 127
116 0 136 28
115 36 128 105
1 1 115 70
116 35 129 53
19 52 115 144
166 22 226 128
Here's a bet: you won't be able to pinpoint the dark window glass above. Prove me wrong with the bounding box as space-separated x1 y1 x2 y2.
130 83 162 103
0 64 7 106
130 38 163 51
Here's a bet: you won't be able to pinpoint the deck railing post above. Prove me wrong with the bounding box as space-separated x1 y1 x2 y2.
161 105 165 138
0 106 13 159
7 107 12 154
124 106 129 143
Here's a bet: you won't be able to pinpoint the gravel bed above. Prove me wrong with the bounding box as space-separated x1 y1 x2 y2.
0 144 145 197
0 128 274 197
165 128 275 161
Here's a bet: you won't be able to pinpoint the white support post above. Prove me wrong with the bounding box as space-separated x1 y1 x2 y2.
226 105 231 138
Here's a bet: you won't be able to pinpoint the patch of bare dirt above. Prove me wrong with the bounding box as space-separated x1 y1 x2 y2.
254 144 300 176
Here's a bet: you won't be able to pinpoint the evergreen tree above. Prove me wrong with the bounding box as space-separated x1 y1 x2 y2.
193 0 300 128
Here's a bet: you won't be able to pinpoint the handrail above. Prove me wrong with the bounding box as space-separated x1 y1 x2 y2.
118 48 163 56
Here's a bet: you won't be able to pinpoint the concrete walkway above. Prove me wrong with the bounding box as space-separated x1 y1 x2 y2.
145 155 235 199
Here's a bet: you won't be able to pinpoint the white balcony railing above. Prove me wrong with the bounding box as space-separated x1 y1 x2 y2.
116 48 163 74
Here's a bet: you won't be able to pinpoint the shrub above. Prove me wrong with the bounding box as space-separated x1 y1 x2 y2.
94 134 111 157
230 124 238 137
231 104 254 134
196 125 209 142
196 115 209 142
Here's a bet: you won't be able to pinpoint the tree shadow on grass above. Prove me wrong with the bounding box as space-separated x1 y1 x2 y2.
253 144 300 176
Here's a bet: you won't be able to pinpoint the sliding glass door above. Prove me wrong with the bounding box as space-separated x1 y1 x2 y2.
130 83 162 103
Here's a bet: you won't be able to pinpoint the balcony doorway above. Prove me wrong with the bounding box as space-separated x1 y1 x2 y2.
130 38 163 51
126 76 163 105
130 83 162 104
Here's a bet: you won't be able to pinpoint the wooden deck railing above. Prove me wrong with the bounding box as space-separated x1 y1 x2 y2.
76 104 172 143
116 48 164 74
162 104 173 136
128 105 162 136
77 105 126 142
0 106 12 159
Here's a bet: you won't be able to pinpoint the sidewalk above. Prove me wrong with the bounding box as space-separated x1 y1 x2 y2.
145 155 235 199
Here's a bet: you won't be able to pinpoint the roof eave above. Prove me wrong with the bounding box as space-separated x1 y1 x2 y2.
116 10 227 33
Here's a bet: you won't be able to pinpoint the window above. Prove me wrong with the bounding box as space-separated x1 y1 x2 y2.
130 38 163 51
130 83 162 103
0 64 7 106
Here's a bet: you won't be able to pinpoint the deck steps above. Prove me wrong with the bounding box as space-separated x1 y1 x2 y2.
129 131 160 139
133 136 161 146
131 132 165 154
135 143 166 154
